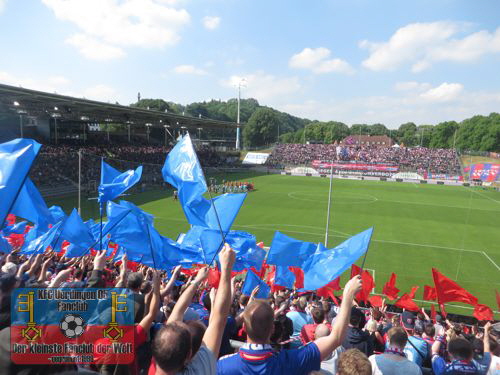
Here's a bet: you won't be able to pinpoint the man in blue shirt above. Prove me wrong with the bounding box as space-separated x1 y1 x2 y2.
217 275 363 375
400 311 430 368
431 335 488 375
286 296 312 347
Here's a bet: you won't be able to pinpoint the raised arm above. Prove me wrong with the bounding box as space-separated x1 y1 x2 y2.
202 244 235 358
160 265 182 299
314 275 362 361
115 255 128 288
167 267 209 323
139 270 161 332
483 322 491 353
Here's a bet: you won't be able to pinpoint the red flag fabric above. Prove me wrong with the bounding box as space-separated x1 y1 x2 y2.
317 287 339 305
256 241 264 248
265 265 276 286
473 304 493 321
423 285 437 301
368 295 383 308
208 268 221 289
496 290 500 311
351 264 362 278
408 286 419 299
382 273 400 300
289 267 304 289
356 270 374 302
432 268 478 305
395 293 420 312
430 304 437 321
317 277 341 300
6 214 16 226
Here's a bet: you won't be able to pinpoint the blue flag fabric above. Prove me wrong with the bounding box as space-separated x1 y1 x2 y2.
267 231 317 268
275 266 296 288
58 209 94 253
20 221 63 255
11 178 52 230
242 270 270 299
302 227 374 291
0 139 41 227
226 231 266 272
0 235 12 253
98 160 143 203
49 206 67 223
161 133 208 209
161 134 246 231
2 220 27 236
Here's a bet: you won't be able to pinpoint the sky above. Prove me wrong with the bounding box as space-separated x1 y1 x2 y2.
0 0 499 128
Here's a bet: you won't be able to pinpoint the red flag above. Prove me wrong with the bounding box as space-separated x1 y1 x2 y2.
208 268 221 289
395 293 420 312
496 290 500 311
6 214 16 226
317 277 341 299
382 273 400 300
317 287 339 305
432 268 478 305
265 265 276 286
357 270 374 302
257 241 264 248
423 285 437 301
439 303 447 319
408 286 419 299
289 267 304 289
473 304 493 321
368 295 383 308
430 304 437 321
351 264 362 278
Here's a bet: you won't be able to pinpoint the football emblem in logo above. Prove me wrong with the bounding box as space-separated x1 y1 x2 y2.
60 314 85 339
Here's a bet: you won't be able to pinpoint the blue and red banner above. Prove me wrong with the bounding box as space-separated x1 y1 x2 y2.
11 288 135 365
464 163 500 182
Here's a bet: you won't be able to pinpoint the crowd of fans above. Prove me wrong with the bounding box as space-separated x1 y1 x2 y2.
0 247 498 375
266 144 461 175
30 142 225 188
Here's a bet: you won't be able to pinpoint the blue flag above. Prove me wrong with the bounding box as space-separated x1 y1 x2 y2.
20 221 63 255
0 235 12 253
267 231 317 268
49 206 67 223
275 266 296 288
226 231 266 272
0 139 41 227
242 270 270 299
98 160 143 203
58 209 94 253
302 227 374 290
161 133 208 209
161 134 246 231
11 178 52 230
2 220 27 236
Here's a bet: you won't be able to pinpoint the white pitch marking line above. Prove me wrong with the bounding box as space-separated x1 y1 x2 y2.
465 187 500 205
482 251 500 272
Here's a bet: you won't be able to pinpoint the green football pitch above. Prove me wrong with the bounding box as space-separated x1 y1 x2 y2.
49 172 500 317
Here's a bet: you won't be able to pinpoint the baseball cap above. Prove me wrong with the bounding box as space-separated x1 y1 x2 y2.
401 311 416 330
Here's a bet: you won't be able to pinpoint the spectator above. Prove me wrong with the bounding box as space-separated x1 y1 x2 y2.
286 296 313 347
337 348 372 375
217 275 363 375
369 327 422 375
342 307 374 357
400 311 431 368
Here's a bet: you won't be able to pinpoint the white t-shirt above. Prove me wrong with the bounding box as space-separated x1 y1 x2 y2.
369 354 422 375
487 355 500 375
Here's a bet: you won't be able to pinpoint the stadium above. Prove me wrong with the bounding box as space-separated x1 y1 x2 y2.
1 1 500 374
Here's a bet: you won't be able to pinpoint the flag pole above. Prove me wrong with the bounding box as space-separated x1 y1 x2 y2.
78 149 82 215
324 160 334 247
360 228 374 271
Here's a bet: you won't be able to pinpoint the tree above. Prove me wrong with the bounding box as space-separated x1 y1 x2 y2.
397 122 418 146
243 107 281 148
369 123 389 136
429 121 458 149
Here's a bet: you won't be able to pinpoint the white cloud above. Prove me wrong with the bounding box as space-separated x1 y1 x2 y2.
0 71 71 93
203 16 220 30
220 71 300 102
42 0 190 59
82 84 118 102
0 0 5 13
281 82 497 127
361 21 500 72
394 81 432 92
420 82 464 102
66 34 125 61
173 64 207 75
289 47 354 74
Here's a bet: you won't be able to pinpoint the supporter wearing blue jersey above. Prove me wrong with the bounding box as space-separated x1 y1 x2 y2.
217 275 363 375
400 311 431 368
432 335 489 375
